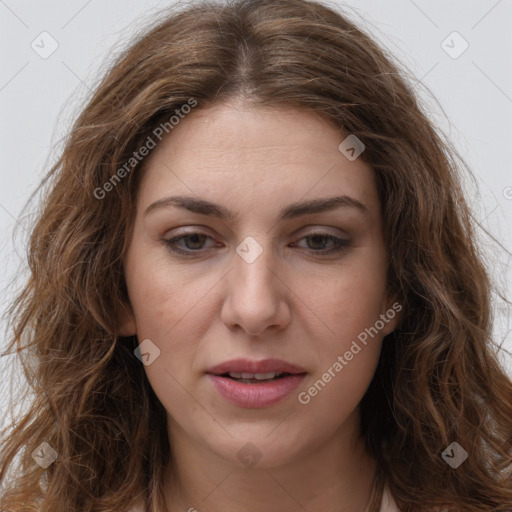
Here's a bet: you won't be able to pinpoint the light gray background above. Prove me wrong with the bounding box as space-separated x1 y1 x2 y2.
1 0 511 426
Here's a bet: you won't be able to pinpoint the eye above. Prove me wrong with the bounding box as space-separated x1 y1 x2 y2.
163 232 217 255
162 230 351 257
292 231 351 256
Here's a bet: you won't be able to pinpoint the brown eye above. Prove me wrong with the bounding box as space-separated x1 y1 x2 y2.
163 233 217 255
162 231 351 258
293 232 351 256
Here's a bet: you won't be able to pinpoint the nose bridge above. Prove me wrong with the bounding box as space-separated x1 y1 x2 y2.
222 234 289 335
233 234 278 302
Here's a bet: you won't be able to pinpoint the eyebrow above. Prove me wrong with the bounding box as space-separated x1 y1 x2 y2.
144 194 368 222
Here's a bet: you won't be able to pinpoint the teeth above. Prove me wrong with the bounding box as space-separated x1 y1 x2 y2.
228 372 284 380
254 372 281 380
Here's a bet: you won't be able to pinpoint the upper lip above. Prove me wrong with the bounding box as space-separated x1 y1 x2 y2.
206 358 307 375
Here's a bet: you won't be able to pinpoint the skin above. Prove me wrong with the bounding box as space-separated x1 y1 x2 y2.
119 100 400 512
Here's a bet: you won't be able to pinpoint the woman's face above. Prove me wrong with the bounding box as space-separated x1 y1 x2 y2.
120 101 399 468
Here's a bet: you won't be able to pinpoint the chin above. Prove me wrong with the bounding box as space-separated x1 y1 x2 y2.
205 428 311 470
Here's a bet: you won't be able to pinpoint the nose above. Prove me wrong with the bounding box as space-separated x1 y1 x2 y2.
220 243 291 337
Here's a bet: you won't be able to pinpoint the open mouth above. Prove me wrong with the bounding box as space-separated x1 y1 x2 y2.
220 371 291 384
206 358 307 408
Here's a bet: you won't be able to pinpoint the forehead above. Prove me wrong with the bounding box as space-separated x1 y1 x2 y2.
137 103 379 214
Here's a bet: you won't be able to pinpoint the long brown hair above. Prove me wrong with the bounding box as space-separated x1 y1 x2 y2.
1 1 511 510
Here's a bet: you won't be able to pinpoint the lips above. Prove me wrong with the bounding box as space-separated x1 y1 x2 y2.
206 358 306 376
206 358 307 408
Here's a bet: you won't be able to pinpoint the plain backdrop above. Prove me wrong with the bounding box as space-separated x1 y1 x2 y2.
1 0 511 426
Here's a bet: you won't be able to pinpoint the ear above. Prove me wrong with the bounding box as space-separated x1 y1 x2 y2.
380 294 403 336
118 300 137 337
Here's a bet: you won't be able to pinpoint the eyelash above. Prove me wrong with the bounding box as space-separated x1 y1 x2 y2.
162 231 351 257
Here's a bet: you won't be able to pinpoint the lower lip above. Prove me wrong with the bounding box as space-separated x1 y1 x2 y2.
207 373 306 408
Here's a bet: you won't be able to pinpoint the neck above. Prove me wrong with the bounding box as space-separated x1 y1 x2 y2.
162 410 378 512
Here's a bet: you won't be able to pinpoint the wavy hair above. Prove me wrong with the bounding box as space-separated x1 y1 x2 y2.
1 0 511 510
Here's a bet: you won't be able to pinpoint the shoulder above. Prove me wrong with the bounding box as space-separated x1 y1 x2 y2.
380 484 401 512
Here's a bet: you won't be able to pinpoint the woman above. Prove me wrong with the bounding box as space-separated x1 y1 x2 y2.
1 0 511 511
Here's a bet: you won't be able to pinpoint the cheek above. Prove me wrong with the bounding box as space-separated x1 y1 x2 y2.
294 339 381 454
125 243 211 336
290 245 387 407
124 247 228 398
296 277 384 411
124 255 211 419
293 247 388 343
294 272 387 431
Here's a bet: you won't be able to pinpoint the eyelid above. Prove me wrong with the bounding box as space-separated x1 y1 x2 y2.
163 225 348 242
166 223 347 236
162 227 352 258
